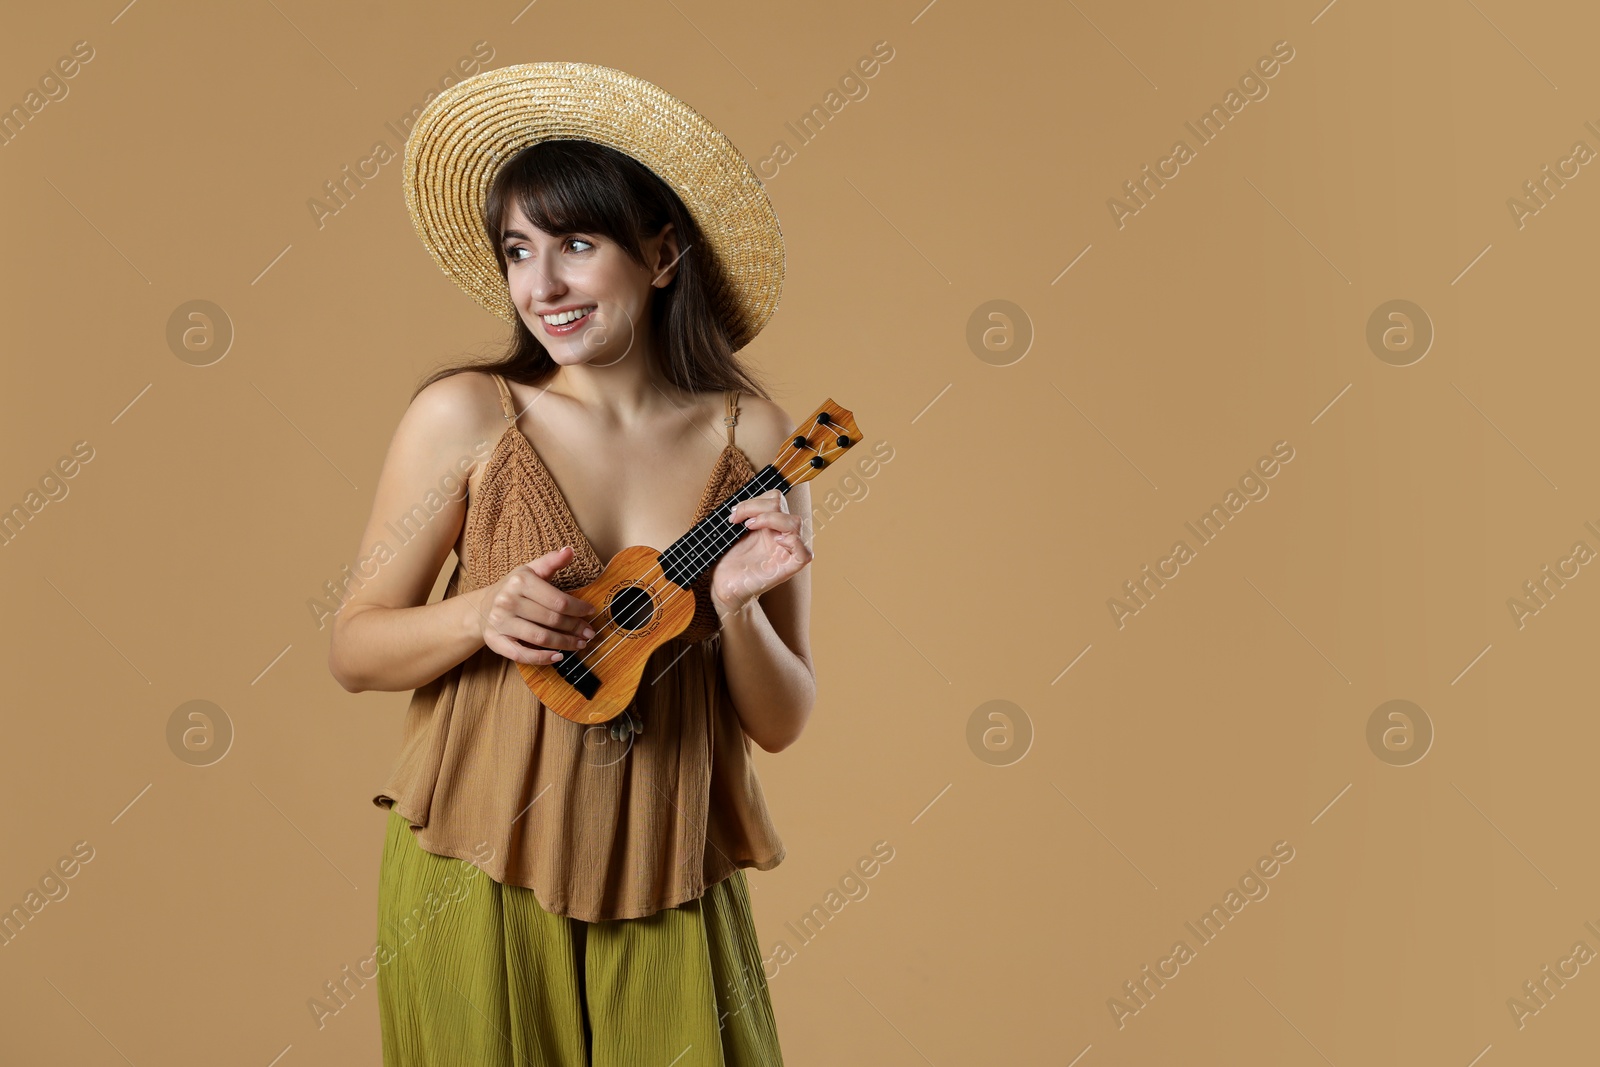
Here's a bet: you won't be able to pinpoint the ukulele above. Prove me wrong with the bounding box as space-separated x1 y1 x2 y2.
515 399 860 725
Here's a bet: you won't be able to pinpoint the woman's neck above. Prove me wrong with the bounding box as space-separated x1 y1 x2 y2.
544 354 689 428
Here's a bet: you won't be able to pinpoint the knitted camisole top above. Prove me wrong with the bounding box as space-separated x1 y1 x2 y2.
373 372 786 921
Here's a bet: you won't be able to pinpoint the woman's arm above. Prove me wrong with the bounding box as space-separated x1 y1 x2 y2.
328 374 499 693
714 508 815 752
709 395 817 752
331 371 597 692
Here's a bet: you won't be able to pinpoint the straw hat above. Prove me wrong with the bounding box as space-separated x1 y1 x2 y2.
402 61 784 351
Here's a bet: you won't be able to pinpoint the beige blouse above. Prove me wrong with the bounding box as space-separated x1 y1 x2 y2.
373 372 786 921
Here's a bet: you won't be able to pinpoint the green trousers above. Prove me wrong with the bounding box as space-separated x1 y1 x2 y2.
376 810 784 1066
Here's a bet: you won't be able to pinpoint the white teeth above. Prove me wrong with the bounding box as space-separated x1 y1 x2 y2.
542 306 595 325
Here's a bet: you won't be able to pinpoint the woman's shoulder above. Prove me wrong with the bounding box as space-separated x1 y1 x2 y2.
394 370 509 476
720 392 814 512
714 390 798 456
408 370 507 431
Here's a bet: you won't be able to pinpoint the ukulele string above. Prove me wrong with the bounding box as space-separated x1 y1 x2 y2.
559 433 848 680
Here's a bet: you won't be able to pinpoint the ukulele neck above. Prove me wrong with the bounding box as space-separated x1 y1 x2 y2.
656 464 792 589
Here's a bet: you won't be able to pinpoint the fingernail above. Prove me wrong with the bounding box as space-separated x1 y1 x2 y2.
552 653 563 661
583 627 596 639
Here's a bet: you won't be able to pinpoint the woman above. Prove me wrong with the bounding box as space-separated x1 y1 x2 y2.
328 63 813 1065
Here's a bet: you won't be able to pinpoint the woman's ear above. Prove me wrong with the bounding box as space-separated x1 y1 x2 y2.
649 222 682 288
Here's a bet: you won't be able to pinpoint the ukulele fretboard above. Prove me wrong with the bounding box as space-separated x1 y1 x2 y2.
657 464 793 589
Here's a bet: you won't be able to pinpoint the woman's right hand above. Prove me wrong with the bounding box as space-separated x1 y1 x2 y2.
481 545 600 666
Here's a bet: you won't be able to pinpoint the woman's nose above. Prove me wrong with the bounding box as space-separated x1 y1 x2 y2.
531 277 563 302
528 255 567 300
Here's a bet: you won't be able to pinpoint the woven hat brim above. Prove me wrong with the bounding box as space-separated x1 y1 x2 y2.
402 62 784 351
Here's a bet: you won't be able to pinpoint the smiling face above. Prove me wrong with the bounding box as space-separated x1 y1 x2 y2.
500 202 680 367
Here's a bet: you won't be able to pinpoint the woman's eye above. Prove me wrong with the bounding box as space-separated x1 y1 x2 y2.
503 238 589 260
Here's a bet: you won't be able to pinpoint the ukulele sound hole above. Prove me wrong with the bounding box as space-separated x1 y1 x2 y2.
606 586 656 633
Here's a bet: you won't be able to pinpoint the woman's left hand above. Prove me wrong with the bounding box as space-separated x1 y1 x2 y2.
709 489 812 616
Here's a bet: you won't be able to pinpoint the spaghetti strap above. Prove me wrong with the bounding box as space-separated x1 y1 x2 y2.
491 373 517 422
724 390 739 446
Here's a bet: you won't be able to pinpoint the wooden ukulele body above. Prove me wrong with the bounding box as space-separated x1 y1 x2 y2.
516 545 699 725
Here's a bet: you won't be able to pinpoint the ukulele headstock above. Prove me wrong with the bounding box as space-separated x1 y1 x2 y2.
773 400 860 487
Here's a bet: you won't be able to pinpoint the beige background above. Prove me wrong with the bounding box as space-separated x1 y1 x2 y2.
2 0 1597 1063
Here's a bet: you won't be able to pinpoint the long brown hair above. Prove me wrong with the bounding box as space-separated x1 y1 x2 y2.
413 138 774 403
